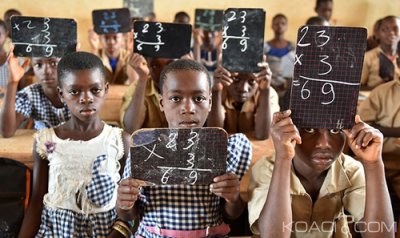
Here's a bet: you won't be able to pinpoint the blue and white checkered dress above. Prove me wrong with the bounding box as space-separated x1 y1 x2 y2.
15 83 70 129
34 124 125 237
123 133 252 238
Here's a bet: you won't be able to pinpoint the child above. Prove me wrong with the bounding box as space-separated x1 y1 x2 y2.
358 55 400 229
361 15 400 90
117 59 252 237
193 28 222 72
314 0 333 23
18 51 130 237
120 53 172 134
173 11 191 24
248 110 394 237
90 31 132 85
0 46 70 138
0 19 9 94
264 13 295 108
207 63 280 140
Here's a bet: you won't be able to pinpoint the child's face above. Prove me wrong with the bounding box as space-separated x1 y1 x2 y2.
272 16 287 35
227 73 258 103
159 70 211 128
59 68 108 121
295 128 345 172
32 57 60 88
316 1 333 21
378 18 400 47
100 33 124 58
148 57 174 91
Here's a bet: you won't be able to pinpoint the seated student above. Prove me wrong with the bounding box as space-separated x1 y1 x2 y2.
89 30 132 85
305 16 330 26
207 63 280 140
248 110 394 237
361 15 400 90
193 27 222 72
2 8 22 52
116 59 252 238
358 57 400 230
18 51 130 237
120 53 172 134
264 13 295 107
0 46 70 138
174 11 191 24
314 0 333 23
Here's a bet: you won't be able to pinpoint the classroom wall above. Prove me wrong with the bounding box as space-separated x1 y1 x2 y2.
1 0 399 51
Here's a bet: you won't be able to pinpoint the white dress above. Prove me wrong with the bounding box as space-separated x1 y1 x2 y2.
34 123 124 237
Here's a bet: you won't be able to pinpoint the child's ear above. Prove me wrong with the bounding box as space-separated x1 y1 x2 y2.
159 96 164 112
104 82 109 94
57 86 64 102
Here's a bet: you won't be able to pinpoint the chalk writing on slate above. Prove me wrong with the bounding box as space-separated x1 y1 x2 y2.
11 16 76 58
222 8 265 73
123 0 154 18
134 21 192 58
92 8 131 34
130 128 227 185
290 26 367 129
194 9 223 31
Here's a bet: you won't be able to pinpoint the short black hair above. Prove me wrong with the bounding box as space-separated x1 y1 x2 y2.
306 16 327 26
316 0 333 9
174 11 190 22
159 59 211 94
379 15 400 30
57 51 106 86
272 13 287 22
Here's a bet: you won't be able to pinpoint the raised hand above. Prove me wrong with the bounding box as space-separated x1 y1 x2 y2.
7 45 30 84
128 53 150 80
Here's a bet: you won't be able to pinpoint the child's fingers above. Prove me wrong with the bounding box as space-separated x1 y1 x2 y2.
272 110 291 125
21 58 30 69
212 172 238 183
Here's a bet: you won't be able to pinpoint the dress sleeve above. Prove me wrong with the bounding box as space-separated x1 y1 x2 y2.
15 88 33 119
226 133 252 180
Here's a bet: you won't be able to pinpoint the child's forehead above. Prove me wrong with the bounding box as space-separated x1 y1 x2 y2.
164 70 209 88
32 57 60 63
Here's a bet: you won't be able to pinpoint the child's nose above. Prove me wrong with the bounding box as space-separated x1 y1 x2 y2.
181 99 195 114
315 129 332 149
80 92 94 104
237 80 250 92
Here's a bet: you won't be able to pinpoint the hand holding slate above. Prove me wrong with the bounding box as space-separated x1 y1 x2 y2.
7 45 31 84
128 53 149 80
116 177 141 211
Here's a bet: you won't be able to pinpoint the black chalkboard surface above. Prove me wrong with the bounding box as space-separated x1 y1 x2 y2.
11 16 77 58
290 26 367 129
123 0 154 18
194 9 223 31
130 128 227 185
133 21 192 58
92 8 131 34
222 8 265 73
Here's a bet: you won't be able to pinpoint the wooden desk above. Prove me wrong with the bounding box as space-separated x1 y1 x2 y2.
240 135 275 202
100 85 128 125
0 129 34 168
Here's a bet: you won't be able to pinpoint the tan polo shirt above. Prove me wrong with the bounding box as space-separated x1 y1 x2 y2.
361 47 400 89
99 49 130 85
119 78 168 130
358 79 400 169
248 154 365 238
221 87 280 134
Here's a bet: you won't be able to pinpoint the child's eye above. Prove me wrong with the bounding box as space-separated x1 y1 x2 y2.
92 88 102 94
194 96 206 102
248 79 257 85
304 128 315 133
69 89 79 95
50 61 58 67
34 63 43 68
329 129 342 135
169 96 180 102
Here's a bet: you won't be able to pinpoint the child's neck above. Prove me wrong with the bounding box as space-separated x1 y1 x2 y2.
380 43 398 56
57 119 104 141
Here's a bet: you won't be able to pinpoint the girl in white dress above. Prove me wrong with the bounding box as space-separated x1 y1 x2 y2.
18 52 130 237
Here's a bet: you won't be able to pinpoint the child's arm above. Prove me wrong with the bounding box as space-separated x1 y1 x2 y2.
258 110 301 238
207 66 236 128
123 53 150 134
192 29 203 62
344 116 394 237
18 143 49 237
0 46 30 137
88 28 100 55
254 60 273 140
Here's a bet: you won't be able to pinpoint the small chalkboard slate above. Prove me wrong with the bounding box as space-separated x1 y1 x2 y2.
222 8 265 73
92 8 131 34
290 26 367 129
123 0 154 18
133 21 192 58
194 9 223 31
11 16 77 58
130 128 227 185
